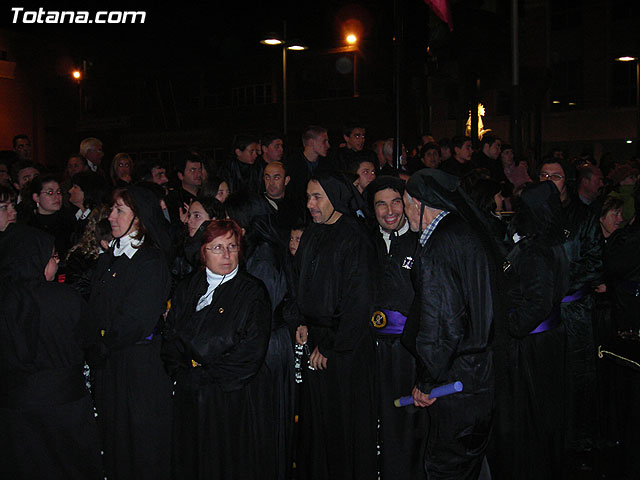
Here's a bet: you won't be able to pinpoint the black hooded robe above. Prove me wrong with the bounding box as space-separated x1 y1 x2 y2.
0 225 102 480
295 213 377 480
162 269 275 480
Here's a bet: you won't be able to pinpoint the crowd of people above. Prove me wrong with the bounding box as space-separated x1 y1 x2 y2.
0 124 639 480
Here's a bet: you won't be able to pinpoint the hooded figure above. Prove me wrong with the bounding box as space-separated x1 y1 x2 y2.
294 173 378 479
316 171 370 219
401 168 497 480
489 181 569 480
0 224 102 479
88 185 172 480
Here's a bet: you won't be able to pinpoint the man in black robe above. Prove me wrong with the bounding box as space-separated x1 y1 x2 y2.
365 176 426 479
295 172 377 479
401 169 495 479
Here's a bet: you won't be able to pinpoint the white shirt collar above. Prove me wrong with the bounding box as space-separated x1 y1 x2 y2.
87 160 98 172
379 218 410 253
196 266 239 311
110 232 144 259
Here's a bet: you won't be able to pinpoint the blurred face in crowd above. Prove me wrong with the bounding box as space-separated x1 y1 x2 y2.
151 166 168 186
600 208 624 238
187 201 210 237
216 181 230 203
345 128 366 152
115 157 132 182
204 231 239 275
454 141 473 163
289 228 304 256
307 180 336 224
235 143 259 165
355 161 376 193
422 148 440 168
0 164 10 186
34 180 63 215
375 188 405 233
86 145 104 166
500 148 514 167
264 162 290 200
179 160 203 189
109 197 139 238
440 145 451 160
14 137 31 160
539 162 567 201
44 248 59 282
310 132 330 158
16 167 39 190
0 199 17 231
582 169 604 200
485 139 502 160
68 184 85 210
66 155 87 177
262 139 284 163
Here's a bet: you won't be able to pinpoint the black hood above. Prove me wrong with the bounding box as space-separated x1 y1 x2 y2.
0 223 54 283
315 172 366 217
127 184 172 257
512 181 565 245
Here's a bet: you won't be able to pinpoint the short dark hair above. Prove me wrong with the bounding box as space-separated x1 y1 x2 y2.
11 160 39 184
342 121 365 137
12 134 30 149
480 134 500 149
451 135 471 150
232 134 259 153
0 184 16 204
174 151 202 176
420 142 439 158
195 195 226 220
260 131 283 148
302 125 327 145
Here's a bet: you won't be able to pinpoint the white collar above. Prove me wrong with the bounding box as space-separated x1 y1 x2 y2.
379 218 410 253
87 160 98 172
196 266 239 311
110 232 144 259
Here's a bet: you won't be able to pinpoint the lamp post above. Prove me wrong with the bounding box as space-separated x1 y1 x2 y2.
615 55 640 155
346 34 359 98
261 25 307 137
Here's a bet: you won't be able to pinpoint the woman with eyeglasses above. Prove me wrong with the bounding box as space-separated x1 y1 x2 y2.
0 224 102 479
162 219 275 480
88 185 172 480
26 175 76 262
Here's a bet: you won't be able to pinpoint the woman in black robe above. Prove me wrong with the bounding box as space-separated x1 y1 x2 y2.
490 181 569 479
0 224 102 479
88 185 172 480
162 219 275 480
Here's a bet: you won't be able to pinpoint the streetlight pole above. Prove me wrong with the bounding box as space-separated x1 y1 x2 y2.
615 56 640 156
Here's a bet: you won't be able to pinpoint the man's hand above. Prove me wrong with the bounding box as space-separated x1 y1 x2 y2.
412 385 436 407
295 325 308 345
309 346 328 370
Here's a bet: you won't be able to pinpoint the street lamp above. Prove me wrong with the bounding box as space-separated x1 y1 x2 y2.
345 33 359 98
615 55 640 155
260 26 307 136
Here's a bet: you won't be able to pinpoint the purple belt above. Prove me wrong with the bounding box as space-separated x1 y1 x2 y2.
372 309 407 335
561 285 590 303
530 307 561 334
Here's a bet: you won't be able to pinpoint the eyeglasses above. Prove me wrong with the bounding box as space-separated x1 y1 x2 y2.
205 244 239 254
539 173 564 181
40 189 63 196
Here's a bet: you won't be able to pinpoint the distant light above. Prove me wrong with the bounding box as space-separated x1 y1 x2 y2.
261 38 283 46
346 34 357 45
615 56 638 62
72 70 81 80
627 140 634 144
552 100 560 104
568 102 577 106
287 44 307 51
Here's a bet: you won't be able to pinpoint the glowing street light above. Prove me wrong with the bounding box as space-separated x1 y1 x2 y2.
72 70 81 81
346 34 357 45
615 56 638 62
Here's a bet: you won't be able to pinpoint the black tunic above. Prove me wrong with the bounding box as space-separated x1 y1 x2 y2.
88 245 172 480
371 225 427 480
0 224 102 479
402 213 494 480
162 269 275 480
295 214 377 480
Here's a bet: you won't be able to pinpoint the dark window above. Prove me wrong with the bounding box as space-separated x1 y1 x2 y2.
549 60 583 111
550 0 582 30
611 60 637 107
611 0 640 20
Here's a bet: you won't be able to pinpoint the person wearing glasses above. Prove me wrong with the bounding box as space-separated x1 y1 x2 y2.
162 219 274 480
88 185 172 480
0 224 102 479
538 157 603 460
25 174 75 261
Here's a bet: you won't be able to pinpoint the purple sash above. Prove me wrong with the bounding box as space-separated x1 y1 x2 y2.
377 309 407 335
530 307 561 334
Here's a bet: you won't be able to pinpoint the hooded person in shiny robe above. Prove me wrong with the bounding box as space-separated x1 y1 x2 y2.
489 181 569 479
294 172 377 480
88 185 172 480
0 224 102 479
401 169 498 480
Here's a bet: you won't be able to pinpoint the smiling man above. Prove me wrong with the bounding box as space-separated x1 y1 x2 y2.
295 172 377 479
